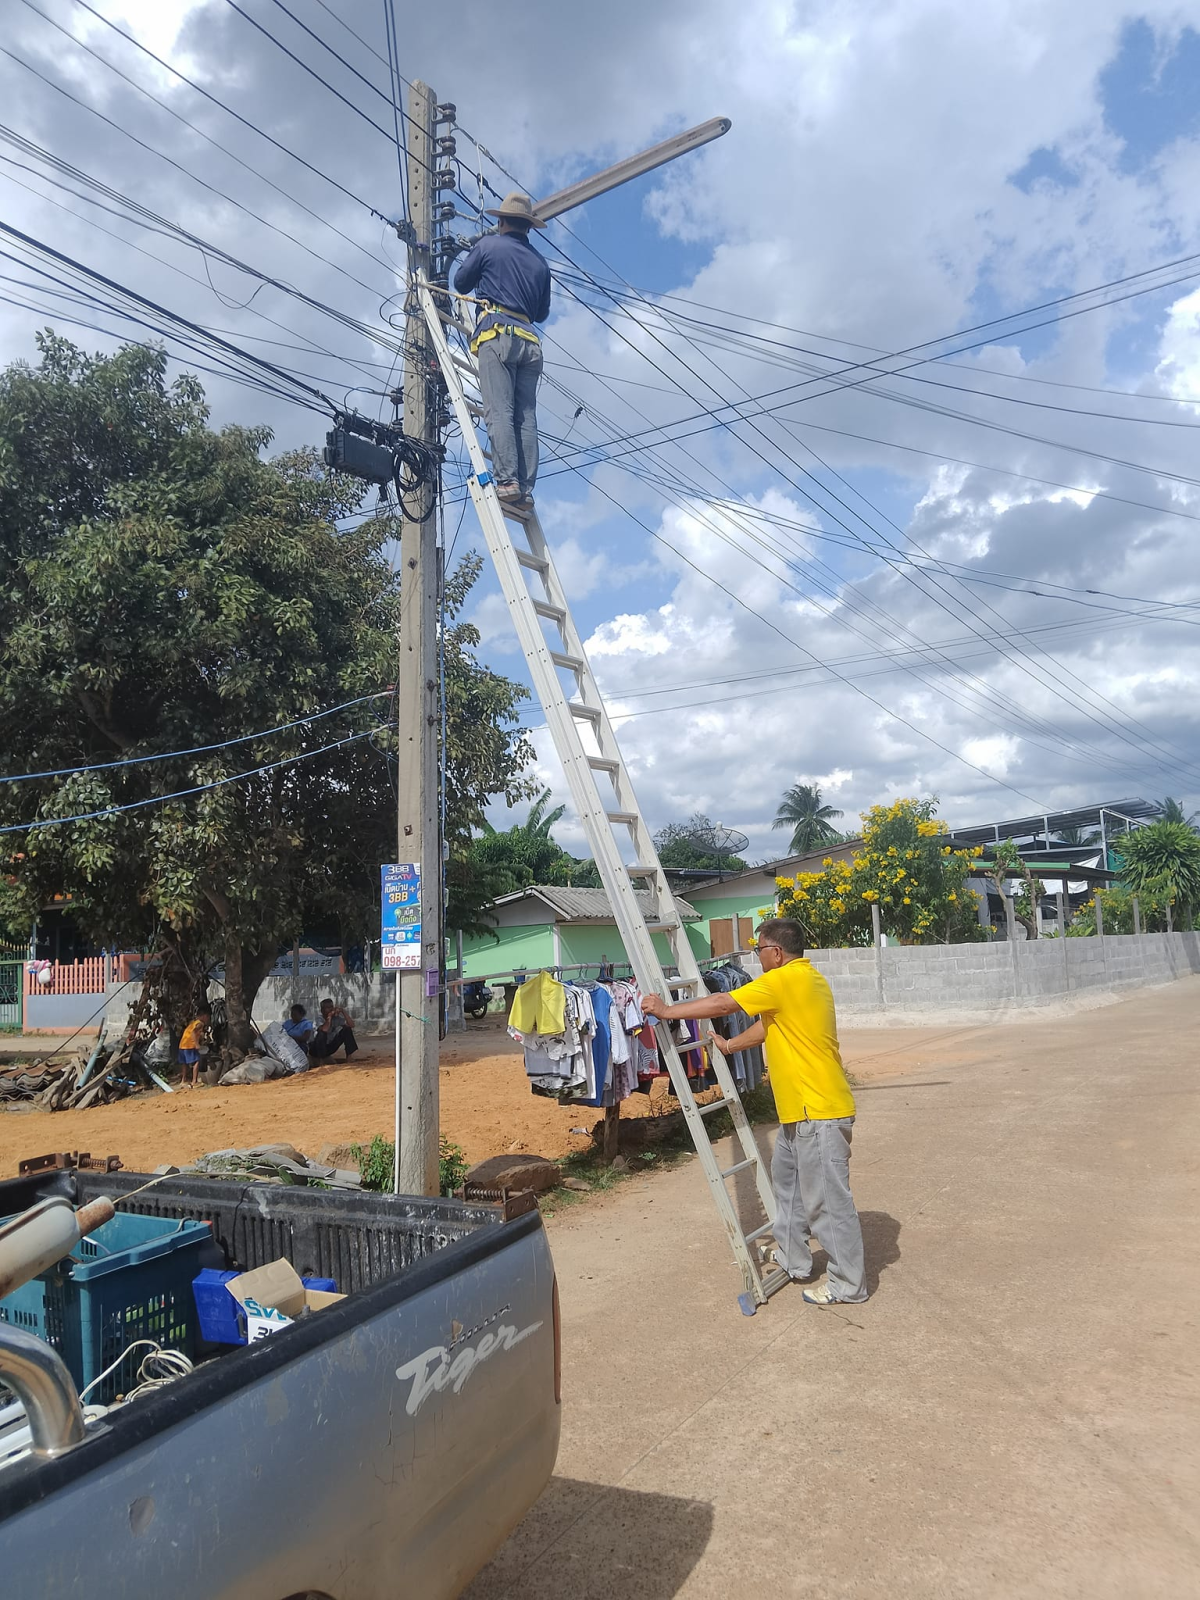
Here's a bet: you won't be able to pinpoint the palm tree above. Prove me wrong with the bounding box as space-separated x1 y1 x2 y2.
1159 796 1199 829
772 783 844 855
472 788 573 890
1054 825 1100 848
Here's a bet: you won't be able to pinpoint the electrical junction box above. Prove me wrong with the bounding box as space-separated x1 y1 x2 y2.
323 428 395 486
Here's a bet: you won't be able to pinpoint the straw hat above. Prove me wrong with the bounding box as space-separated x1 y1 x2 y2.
484 191 547 230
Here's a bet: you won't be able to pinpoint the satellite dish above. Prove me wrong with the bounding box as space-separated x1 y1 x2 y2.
681 821 749 881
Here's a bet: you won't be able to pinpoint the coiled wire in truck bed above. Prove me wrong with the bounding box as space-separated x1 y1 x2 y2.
0 1171 561 1600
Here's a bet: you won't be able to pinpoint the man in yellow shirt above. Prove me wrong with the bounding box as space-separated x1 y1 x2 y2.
642 917 867 1305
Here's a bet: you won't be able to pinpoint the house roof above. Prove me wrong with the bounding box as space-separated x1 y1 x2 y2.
493 885 699 922
683 839 863 898
948 798 1158 847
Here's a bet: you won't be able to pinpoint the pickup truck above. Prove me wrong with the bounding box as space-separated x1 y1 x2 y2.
0 1169 561 1599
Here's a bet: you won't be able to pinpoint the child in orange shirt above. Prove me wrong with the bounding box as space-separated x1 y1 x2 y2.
178 1004 212 1087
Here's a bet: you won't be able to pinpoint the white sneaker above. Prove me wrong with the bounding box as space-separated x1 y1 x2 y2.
802 1282 839 1305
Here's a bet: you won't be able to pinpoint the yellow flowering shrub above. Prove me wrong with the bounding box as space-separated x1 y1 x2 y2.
775 797 985 947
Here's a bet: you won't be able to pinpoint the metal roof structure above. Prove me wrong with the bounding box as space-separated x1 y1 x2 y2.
947 798 1159 849
492 885 700 922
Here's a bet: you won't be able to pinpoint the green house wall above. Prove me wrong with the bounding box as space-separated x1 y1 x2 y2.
460 922 553 979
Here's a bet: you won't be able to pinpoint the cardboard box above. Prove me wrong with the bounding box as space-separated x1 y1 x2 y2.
225 1258 345 1342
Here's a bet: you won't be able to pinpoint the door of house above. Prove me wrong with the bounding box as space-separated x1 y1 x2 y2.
0 961 23 1031
709 917 755 957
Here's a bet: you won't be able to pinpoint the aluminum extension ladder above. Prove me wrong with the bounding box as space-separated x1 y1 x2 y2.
416 275 787 1314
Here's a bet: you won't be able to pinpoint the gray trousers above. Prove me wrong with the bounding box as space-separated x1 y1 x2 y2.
476 331 543 492
771 1116 868 1302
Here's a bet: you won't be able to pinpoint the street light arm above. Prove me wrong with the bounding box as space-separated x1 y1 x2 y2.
533 117 732 222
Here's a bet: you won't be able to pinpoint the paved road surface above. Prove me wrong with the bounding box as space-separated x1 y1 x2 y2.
466 977 1200 1599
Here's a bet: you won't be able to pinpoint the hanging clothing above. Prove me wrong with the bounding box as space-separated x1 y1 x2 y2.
704 961 765 1090
508 969 566 1035
515 980 597 1102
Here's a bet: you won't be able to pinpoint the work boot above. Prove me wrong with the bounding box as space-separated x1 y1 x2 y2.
496 481 522 501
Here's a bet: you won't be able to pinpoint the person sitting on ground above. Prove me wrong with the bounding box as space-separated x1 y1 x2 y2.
452 191 551 509
308 997 358 1063
282 1003 315 1048
179 1004 212 1088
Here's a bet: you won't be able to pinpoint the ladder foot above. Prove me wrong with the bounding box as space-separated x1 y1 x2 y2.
738 1291 761 1317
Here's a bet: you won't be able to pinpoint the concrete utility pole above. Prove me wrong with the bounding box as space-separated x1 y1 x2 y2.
395 79 441 1197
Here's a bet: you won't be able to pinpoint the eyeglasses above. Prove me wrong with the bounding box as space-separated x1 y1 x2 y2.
758 943 783 957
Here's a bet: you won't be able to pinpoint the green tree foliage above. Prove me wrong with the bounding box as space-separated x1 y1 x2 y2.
1115 820 1200 920
1067 885 1180 936
466 788 584 896
772 783 844 854
0 336 532 1043
985 839 1046 939
1158 796 1199 829
653 815 748 873
775 798 984 946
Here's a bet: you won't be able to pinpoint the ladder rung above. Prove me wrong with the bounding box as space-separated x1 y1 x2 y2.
532 600 566 622
673 1035 706 1055
644 919 680 933
588 757 619 774
438 310 474 337
550 651 586 672
719 1156 757 1180
666 976 699 990
743 1220 774 1244
607 810 639 825
626 863 655 876
501 501 533 522
569 703 601 722
516 550 548 571
698 1095 729 1116
450 352 476 373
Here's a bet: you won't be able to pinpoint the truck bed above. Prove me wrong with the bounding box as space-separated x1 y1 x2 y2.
0 1170 560 1599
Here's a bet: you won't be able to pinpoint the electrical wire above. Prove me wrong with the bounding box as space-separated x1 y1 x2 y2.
1 693 390 784
0 39 391 305
535 282 1200 787
15 0 396 285
78 1339 192 1404
222 0 438 175
505 196 1200 787
0 220 339 411
0 727 389 836
0 128 417 382
548 269 1200 408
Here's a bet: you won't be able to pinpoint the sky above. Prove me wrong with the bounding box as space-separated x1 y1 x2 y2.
2 1 1200 862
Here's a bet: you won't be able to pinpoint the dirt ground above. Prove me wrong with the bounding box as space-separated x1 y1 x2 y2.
0 1014 981 1177
466 976 1200 1599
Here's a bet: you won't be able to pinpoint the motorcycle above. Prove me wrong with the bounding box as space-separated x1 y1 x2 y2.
462 980 493 1020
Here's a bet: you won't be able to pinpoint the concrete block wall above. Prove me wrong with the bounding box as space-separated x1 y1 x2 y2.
98 931 1200 1038
808 931 1200 1021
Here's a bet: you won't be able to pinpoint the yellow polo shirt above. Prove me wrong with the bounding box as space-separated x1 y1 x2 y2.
733 960 855 1122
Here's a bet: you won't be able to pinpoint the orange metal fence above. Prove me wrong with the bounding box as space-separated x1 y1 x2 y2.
25 957 107 996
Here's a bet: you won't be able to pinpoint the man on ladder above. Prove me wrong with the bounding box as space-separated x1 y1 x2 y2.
643 917 869 1306
453 192 551 509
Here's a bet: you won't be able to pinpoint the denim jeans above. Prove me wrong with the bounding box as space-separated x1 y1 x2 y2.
477 330 543 492
771 1116 868 1301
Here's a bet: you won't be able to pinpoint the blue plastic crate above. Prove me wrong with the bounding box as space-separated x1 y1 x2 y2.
0 1212 212 1403
192 1268 338 1345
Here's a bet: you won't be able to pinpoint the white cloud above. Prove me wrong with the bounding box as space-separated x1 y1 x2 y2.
1155 286 1200 407
3 0 1200 856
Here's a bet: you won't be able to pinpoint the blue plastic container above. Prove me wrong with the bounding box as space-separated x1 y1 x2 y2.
192 1268 338 1345
0 1211 211 1403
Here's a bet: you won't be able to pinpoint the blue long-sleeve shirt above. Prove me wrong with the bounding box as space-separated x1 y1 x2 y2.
454 231 552 324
